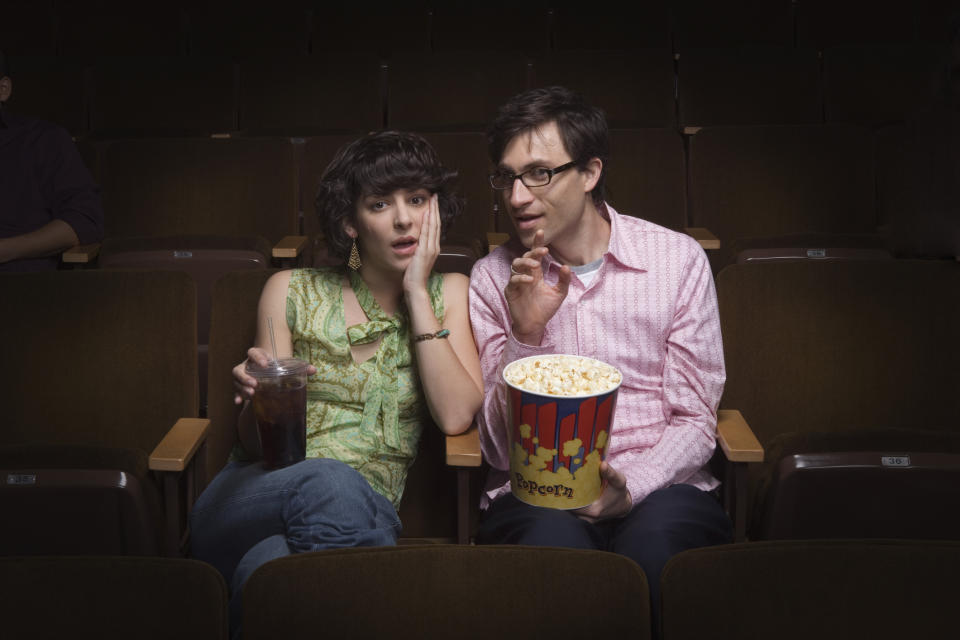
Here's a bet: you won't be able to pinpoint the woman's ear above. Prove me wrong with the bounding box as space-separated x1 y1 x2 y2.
342 220 358 240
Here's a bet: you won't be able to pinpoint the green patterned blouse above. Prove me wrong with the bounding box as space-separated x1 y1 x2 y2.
284 267 445 509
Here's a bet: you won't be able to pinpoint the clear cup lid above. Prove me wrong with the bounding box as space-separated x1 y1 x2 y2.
245 357 310 378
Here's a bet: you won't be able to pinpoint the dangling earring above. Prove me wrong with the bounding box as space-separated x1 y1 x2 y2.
348 239 362 270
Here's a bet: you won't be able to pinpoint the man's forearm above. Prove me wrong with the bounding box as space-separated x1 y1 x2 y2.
0 219 80 263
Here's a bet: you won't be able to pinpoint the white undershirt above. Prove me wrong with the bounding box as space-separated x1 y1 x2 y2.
569 257 604 287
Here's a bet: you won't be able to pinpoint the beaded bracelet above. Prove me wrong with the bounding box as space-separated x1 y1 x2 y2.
414 328 450 342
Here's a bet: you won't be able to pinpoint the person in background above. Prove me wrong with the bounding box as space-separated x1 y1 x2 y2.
0 50 103 271
468 86 732 637
190 130 483 639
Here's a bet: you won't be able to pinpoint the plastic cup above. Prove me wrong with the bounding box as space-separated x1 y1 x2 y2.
503 354 622 509
246 357 310 470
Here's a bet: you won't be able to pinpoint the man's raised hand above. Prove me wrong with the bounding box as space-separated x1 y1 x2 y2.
504 230 571 346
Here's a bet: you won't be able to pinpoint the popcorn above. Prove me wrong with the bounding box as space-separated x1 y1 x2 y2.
503 355 622 396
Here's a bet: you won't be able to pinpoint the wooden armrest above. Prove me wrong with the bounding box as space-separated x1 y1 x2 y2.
486 232 510 254
684 227 720 251
446 425 482 467
272 235 309 259
61 243 101 263
149 418 211 472
716 409 763 463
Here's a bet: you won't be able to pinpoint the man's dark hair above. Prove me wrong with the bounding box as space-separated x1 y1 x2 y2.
315 130 464 262
487 86 610 207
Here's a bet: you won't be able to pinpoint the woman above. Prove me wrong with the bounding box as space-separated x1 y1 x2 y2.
189 131 484 633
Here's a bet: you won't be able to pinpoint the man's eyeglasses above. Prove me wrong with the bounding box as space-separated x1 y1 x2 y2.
488 161 578 190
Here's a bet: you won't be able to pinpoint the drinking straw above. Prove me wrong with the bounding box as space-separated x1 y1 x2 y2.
267 316 279 365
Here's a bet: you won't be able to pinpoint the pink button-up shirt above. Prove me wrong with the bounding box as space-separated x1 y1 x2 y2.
468 205 724 508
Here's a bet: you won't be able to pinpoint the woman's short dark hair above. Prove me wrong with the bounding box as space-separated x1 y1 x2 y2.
487 86 610 208
315 130 464 262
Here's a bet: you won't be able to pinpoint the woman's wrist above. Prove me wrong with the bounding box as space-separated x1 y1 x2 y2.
403 285 431 306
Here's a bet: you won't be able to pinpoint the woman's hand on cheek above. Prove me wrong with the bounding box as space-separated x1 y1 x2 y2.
403 194 441 295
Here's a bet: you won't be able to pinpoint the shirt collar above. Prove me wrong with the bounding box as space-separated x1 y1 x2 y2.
601 203 647 272
540 203 646 274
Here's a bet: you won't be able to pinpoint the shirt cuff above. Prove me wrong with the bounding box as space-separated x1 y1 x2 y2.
502 329 557 363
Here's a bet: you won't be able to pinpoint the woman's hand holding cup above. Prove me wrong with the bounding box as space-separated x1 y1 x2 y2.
233 347 317 405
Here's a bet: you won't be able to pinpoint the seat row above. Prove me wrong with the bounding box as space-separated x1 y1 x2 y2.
73 121 960 277
4 540 959 639
4 0 957 58
2 258 958 558
9 44 955 137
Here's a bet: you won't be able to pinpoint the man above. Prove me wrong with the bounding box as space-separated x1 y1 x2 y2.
0 50 103 271
468 86 731 630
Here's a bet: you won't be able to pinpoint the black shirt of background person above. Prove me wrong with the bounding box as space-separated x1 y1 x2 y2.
0 109 104 272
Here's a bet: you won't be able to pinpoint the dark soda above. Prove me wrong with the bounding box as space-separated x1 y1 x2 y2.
252 377 307 469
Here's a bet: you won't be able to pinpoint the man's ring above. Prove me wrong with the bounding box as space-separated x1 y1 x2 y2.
510 264 521 276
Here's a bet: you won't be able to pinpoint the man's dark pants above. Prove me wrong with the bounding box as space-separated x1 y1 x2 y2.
477 483 733 636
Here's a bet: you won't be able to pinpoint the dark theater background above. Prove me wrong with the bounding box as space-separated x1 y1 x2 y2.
1 1 959 638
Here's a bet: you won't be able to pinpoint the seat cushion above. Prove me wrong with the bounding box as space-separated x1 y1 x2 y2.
753 429 960 539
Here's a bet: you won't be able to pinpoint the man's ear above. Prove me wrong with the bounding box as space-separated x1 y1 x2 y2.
582 157 602 193
0 77 12 104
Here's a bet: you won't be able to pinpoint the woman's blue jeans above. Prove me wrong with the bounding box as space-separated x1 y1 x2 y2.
189 458 401 635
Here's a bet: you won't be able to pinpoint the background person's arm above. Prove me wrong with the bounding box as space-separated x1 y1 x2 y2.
42 125 104 247
0 219 79 263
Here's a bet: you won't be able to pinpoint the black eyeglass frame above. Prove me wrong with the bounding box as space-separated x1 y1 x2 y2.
488 160 579 190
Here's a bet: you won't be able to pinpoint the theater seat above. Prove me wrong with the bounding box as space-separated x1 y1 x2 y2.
3 55 87 137
237 54 383 136
89 56 238 138
0 270 209 556
607 128 688 232
795 0 918 49
757 429 960 540
670 0 795 49
243 546 651 640
717 260 960 540
183 3 311 57
386 52 526 132
677 46 823 130
55 0 185 59
661 540 960 640
875 109 960 259
530 50 676 128
0 556 228 640
550 2 672 50
823 44 950 127
92 136 305 415
688 124 883 271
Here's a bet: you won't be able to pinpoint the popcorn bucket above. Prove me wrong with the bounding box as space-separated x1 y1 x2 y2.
503 355 622 509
